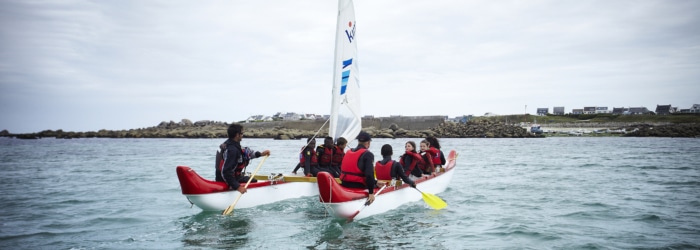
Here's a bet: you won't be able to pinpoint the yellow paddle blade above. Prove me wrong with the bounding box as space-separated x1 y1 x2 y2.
421 192 447 210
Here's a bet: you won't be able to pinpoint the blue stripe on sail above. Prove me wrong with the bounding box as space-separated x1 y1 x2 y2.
340 70 350 95
342 59 353 69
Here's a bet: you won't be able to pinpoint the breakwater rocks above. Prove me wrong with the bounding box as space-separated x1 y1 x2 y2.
432 120 542 138
623 123 700 137
1 119 539 139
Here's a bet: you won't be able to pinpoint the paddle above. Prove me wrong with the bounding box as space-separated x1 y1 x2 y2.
414 187 447 210
222 155 269 215
347 184 388 222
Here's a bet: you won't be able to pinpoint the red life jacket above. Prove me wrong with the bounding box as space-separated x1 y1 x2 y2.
399 150 422 175
340 148 367 185
428 147 441 165
299 146 318 165
220 147 249 178
331 146 345 166
419 151 435 173
317 145 333 166
374 160 393 180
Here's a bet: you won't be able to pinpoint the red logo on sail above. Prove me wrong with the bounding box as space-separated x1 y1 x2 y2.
345 21 356 43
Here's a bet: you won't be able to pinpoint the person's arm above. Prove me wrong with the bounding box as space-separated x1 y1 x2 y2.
360 151 377 205
393 161 416 187
401 154 413 174
428 148 440 166
244 147 270 159
439 150 446 165
292 162 301 174
422 152 435 172
362 152 376 194
303 148 312 176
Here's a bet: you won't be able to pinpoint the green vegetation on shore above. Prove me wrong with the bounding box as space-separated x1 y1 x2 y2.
2 114 699 139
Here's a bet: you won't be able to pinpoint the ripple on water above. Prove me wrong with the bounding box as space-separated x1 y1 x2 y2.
633 214 664 223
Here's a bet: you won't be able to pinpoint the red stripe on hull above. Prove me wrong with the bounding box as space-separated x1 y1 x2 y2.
175 166 271 195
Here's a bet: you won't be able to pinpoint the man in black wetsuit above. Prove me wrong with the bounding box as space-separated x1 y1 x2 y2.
216 123 270 194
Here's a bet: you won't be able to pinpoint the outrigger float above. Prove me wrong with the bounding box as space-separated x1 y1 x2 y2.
317 150 457 220
176 166 325 211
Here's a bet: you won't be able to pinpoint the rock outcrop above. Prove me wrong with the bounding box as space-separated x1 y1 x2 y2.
623 123 700 137
431 120 541 138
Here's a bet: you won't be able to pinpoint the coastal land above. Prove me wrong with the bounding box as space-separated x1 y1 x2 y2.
2 114 700 139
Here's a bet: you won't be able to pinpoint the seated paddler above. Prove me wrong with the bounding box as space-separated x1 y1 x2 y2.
375 144 416 188
340 131 378 205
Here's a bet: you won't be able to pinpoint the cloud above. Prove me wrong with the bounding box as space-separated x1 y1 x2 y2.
1 0 699 133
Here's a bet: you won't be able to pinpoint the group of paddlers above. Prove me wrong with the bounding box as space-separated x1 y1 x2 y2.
214 123 446 201
292 134 446 180
304 132 446 205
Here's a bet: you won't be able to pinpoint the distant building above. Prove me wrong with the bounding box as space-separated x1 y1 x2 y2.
583 107 596 114
595 107 610 114
245 115 265 123
445 115 472 123
553 107 565 115
536 108 548 116
629 107 651 115
282 112 301 120
612 107 629 115
691 104 700 113
655 105 673 115
459 115 473 123
572 109 583 115
301 114 318 120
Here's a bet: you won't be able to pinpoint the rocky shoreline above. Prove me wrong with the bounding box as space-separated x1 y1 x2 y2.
2 119 543 139
3 118 700 140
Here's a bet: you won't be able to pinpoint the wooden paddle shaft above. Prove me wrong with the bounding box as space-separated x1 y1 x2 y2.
222 155 269 215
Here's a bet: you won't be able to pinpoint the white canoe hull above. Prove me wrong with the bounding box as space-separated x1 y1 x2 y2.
323 167 455 220
185 182 318 211
176 166 323 211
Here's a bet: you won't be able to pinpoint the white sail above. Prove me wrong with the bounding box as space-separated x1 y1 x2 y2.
330 0 361 142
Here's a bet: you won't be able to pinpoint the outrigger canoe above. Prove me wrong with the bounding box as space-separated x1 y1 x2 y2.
317 150 457 220
176 166 324 211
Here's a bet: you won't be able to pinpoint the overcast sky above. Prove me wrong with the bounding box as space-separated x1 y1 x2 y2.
1 0 698 133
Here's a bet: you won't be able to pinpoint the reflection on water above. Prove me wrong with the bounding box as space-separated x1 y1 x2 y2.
181 211 252 248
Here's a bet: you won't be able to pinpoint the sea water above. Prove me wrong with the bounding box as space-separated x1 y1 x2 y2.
0 137 699 249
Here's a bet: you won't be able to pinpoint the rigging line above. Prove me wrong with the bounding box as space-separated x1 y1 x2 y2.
300 117 331 152
320 175 336 217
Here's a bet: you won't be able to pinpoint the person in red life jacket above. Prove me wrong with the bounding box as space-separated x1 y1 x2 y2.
218 123 270 194
340 131 378 205
426 136 446 170
293 137 319 177
419 139 436 175
328 137 347 178
375 144 416 188
316 137 335 176
399 141 423 178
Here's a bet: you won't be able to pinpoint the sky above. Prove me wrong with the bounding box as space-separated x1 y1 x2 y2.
1 0 699 133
